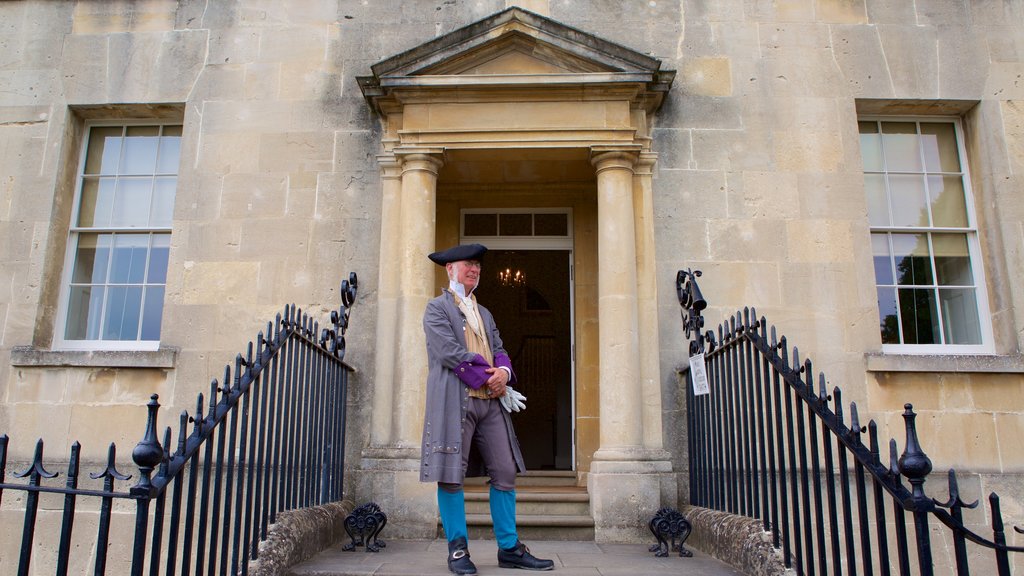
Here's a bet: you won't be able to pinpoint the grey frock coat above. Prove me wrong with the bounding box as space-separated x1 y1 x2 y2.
419 290 526 485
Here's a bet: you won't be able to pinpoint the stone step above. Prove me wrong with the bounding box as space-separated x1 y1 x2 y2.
464 470 579 487
450 472 594 541
465 513 596 541
464 487 590 516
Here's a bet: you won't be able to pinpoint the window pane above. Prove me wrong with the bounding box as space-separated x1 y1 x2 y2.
78 177 115 227
122 126 160 175
499 213 532 236
859 121 883 171
157 131 182 174
877 287 900 344
940 288 982 345
150 177 176 227
898 287 939 344
111 177 153 227
891 233 933 285
864 174 889 226
71 234 112 284
933 234 974 286
534 213 568 236
920 122 960 173
872 233 894 285
65 286 104 340
464 213 497 236
84 126 122 175
881 122 923 172
103 286 143 340
140 286 165 341
147 234 170 284
109 235 149 284
928 175 968 227
888 174 928 227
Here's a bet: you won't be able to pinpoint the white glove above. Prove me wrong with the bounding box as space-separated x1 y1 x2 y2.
499 386 527 413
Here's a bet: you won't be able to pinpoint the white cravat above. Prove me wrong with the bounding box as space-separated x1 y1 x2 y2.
449 281 480 334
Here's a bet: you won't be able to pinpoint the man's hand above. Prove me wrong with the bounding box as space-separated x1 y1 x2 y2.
484 366 509 397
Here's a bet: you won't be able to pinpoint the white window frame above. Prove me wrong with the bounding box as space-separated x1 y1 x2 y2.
860 116 994 355
53 120 181 351
460 207 574 250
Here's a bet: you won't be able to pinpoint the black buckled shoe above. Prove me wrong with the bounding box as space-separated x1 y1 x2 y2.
497 541 554 571
447 537 477 575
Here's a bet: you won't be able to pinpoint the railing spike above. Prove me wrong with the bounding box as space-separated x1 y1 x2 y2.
889 439 900 477
897 404 933 502
818 373 828 403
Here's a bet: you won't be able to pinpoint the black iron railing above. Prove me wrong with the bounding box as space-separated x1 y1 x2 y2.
677 268 1024 576
0 273 358 576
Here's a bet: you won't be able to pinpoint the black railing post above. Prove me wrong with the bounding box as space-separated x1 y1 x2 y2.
130 394 164 576
897 404 934 576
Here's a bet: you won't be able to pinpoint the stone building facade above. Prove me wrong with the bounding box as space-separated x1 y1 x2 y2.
1 0 1022 560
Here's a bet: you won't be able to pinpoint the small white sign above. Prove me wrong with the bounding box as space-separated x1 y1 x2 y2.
689 353 710 396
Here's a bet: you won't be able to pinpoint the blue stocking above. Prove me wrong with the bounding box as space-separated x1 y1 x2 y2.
437 486 468 542
489 485 519 550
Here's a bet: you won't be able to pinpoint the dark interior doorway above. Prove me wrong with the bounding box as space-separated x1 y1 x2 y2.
475 249 573 470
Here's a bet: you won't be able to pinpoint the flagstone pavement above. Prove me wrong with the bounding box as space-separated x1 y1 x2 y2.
288 538 746 576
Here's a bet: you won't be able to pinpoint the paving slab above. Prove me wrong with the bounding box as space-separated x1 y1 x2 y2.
288 538 745 576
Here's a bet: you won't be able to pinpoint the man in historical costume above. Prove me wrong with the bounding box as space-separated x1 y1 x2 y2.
421 243 555 574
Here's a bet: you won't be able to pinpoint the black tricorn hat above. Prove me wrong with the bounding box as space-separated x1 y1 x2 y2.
428 243 488 265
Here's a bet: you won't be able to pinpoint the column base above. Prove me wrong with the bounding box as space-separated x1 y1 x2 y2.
588 454 676 543
358 448 438 539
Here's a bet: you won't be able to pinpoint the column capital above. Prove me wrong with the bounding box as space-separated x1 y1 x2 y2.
394 147 445 176
590 146 642 174
376 154 403 179
634 152 658 176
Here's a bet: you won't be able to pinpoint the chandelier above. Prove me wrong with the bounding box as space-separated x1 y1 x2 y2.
498 266 525 287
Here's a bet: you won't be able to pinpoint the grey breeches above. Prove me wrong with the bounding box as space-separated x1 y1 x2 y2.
439 396 517 492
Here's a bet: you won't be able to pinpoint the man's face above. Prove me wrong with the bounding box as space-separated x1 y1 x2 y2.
448 259 482 291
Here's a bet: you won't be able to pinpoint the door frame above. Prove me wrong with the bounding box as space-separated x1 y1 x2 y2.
460 207 577 470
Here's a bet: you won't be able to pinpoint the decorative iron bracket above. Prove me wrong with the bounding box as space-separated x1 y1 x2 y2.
342 502 387 552
648 507 692 557
676 269 716 355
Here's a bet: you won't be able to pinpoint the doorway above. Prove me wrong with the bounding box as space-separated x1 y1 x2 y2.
474 249 574 470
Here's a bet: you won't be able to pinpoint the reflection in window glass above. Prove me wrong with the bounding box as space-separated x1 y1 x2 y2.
898 287 939 344
920 123 960 172
859 118 985 347
933 234 973 286
888 174 928 227
891 233 932 286
534 213 568 236
881 122 922 172
464 213 497 236
877 287 899 344
871 233 893 286
928 175 967 227
499 213 532 236
63 123 181 346
940 288 981 344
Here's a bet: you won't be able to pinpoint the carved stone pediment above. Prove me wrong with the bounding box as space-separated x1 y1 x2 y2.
358 7 674 114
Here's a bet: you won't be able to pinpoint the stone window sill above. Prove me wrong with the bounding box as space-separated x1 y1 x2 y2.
865 352 1024 374
10 346 178 369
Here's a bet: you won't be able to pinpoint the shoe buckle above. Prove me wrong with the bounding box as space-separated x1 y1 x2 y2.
452 549 467 560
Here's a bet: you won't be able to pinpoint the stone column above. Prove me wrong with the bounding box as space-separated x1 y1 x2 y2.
360 149 444 539
633 152 667 453
588 147 673 543
369 155 402 448
591 149 644 454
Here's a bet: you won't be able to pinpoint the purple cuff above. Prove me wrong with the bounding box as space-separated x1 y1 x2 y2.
455 354 491 390
494 353 516 385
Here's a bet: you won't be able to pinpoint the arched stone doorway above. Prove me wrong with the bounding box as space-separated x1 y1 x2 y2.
357 7 676 542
